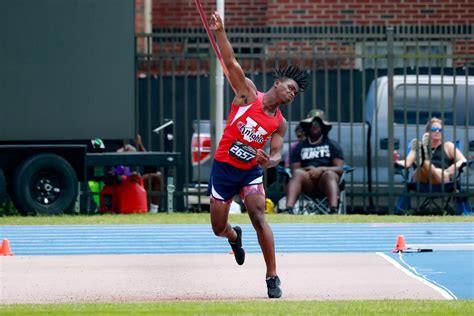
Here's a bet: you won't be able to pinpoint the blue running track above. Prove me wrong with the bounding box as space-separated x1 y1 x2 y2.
1 222 473 298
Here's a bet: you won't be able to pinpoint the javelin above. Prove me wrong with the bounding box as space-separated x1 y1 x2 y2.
193 0 231 83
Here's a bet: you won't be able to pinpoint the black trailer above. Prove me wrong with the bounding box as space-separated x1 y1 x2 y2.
0 0 180 215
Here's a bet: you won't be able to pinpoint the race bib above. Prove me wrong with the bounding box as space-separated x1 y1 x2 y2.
229 141 257 163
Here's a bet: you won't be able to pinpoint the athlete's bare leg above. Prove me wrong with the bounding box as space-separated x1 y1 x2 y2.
210 199 238 241
243 192 277 277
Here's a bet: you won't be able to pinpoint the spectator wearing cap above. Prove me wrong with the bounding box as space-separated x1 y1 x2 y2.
283 110 345 214
284 109 324 168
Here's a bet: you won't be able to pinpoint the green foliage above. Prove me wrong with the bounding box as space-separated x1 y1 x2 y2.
0 200 19 217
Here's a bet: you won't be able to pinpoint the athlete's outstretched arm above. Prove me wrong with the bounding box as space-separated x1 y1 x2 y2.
256 119 288 168
210 12 256 104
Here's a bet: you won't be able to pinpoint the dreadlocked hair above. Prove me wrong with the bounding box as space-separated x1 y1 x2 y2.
273 65 309 92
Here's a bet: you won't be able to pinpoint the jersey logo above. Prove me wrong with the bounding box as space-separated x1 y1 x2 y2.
237 117 268 144
301 145 331 160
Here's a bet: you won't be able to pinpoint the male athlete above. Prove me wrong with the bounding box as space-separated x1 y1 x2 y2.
208 11 308 299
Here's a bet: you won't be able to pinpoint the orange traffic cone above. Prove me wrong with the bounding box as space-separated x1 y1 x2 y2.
1 239 14 256
392 235 407 253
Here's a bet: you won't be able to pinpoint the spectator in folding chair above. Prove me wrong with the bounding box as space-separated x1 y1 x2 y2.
283 109 325 169
394 117 470 214
283 124 305 168
268 115 312 209
282 110 346 215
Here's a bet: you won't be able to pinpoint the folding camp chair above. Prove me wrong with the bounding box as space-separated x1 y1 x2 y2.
278 165 354 215
394 140 473 215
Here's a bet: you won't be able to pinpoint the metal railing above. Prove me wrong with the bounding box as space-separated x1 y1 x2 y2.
136 25 474 214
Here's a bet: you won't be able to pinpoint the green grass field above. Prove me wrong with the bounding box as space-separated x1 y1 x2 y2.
1 212 473 225
1 300 473 315
1 213 473 315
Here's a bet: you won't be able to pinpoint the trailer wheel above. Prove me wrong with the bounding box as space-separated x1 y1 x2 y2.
12 154 78 215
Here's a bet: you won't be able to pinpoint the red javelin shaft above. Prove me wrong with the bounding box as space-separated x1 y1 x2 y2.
193 0 230 79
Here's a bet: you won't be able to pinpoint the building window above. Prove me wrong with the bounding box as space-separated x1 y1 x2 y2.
356 42 452 70
184 34 264 57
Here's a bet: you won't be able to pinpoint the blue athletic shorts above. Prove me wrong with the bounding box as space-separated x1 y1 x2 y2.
208 160 263 201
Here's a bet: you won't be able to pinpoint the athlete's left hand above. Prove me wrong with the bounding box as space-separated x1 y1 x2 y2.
256 149 270 167
210 12 223 32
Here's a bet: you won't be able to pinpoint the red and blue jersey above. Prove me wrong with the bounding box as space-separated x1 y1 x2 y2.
214 91 284 169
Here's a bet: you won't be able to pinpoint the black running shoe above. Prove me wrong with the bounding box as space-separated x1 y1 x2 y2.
279 207 293 214
228 226 245 265
328 207 338 215
266 276 282 298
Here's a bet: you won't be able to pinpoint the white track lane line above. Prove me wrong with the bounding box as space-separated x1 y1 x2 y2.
376 252 456 300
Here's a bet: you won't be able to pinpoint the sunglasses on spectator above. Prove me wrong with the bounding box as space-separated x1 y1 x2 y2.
431 127 443 132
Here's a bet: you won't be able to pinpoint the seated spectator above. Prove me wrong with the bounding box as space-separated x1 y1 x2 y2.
283 111 344 214
284 109 324 168
284 124 305 168
117 139 138 152
395 117 467 184
118 134 162 213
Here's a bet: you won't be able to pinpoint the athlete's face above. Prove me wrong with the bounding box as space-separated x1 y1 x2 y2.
276 78 299 104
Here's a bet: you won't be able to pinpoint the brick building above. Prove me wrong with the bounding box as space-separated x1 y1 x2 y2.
135 0 474 73
149 0 474 28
